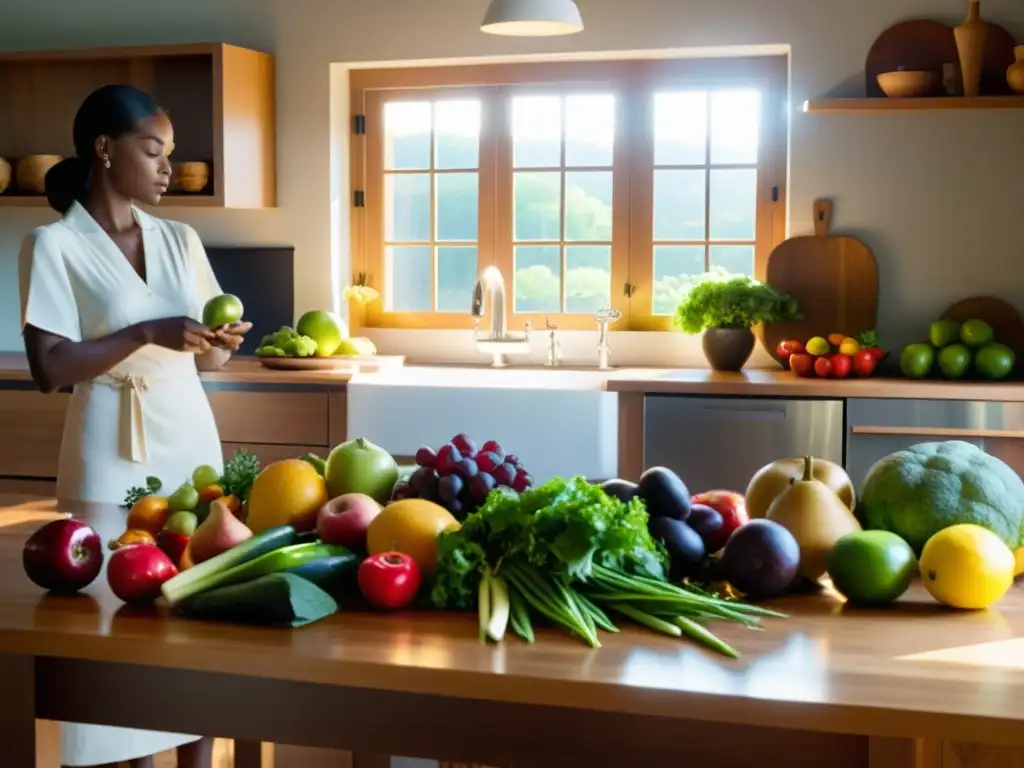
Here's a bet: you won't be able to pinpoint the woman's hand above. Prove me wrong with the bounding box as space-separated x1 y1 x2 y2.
210 321 253 352
141 317 216 354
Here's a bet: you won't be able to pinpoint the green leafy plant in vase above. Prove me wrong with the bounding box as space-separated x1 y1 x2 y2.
673 269 800 371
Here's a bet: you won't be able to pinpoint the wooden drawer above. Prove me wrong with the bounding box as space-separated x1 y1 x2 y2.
221 442 329 467
206 390 330 445
0 390 68 478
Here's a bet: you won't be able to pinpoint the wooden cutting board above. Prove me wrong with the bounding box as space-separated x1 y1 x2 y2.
760 200 879 360
941 296 1024 361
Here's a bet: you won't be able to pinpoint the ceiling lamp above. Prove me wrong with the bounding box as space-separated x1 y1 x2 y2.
481 0 584 36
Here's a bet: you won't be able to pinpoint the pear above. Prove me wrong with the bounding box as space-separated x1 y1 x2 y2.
765 456 862 581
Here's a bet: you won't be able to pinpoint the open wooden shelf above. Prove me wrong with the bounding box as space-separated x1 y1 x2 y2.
0 43 276 208
803 95 1024 113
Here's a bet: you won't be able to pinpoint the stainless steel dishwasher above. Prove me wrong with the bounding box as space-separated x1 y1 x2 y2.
642 396 845 494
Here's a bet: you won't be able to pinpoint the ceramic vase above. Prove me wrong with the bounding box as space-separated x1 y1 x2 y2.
955 0 987 98
702 327 755 372
1008 46 1024 94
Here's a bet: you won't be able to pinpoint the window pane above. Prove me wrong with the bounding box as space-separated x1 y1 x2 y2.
386 245 431 311
384 102 431 171
437 246 478 312
564 171 612 242
514 172 561 241
653 92 707 166
709 168 757 240
385 173 430 242
566 245 611 314
514 245 561 314
653 169 706 241
512 95 561 168
653 244 705 316
565 94 614 167
435 100 481 170
710 90 760 165
435 172 478 241
709 245 755 276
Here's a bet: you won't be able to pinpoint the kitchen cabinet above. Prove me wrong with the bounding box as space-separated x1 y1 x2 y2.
643 395 845 493
0 389 68 482
845 398 1024 485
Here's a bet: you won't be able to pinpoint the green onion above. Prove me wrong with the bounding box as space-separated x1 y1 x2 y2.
608 604 682 637
674 616 740 659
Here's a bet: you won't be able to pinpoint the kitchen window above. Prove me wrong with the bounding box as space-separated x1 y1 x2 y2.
350 56 787 331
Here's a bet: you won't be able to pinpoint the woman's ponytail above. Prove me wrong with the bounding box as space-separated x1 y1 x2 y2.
44 156 91 214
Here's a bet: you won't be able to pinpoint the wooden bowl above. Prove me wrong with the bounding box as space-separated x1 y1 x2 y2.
170 161 210 194
877 70 942 98
0 158 10 194
16 154 63 194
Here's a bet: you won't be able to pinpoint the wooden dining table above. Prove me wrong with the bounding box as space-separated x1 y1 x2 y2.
4 495 1024 768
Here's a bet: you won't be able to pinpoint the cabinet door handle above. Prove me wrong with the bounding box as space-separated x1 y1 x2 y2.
851 426 1024 439
699 404 787 421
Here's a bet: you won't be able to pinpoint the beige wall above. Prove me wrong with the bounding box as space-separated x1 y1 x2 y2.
2 0 1024 365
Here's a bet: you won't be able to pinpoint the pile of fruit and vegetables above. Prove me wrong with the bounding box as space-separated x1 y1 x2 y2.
900 317 1016 381
22 427 1024 656
778 330 886 378
254 310 377 359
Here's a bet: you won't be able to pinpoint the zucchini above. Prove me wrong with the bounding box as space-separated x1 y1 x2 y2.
160 525 297 605
181 573 338 627
165 541 349 606
283 552 359 590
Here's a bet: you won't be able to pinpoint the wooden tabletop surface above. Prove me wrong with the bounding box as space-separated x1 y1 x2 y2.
3 496 1024 743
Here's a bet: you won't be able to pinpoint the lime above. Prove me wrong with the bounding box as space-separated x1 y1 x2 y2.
928 320 961 348
960 318 994 348
296 310 348 357
919 524 1014 610
899 343 935 378
164 510 198 535
974 342 1015 380
827 530 916 605
805 336 830 356
202 294 244 328
191 464 220 492
937 343 972 379
167 483 199 512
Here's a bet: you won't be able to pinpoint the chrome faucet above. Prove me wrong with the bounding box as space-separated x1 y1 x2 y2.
545 319 560 367
595 308 621 370
471 266 531 367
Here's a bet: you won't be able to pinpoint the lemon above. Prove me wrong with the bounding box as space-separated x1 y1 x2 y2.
806 336 830 356
919 524 1014 610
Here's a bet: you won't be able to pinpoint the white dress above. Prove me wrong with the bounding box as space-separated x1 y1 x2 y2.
19 201 225 767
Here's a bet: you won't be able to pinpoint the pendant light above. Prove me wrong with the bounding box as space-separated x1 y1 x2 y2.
481 0 584 36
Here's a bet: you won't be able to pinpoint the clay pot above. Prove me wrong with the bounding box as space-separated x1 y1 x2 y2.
170 161 210 193
16 155 63 194
1008 45 1024 94
702 327 755 372
0 158 10 194
954 0 988 98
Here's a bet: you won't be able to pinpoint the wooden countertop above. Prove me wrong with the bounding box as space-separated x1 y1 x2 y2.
4 496 1024 744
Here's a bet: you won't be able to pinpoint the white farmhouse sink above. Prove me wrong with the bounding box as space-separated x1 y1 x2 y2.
345 366 618 482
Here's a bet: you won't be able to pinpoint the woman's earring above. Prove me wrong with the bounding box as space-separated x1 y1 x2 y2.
102 155 111 169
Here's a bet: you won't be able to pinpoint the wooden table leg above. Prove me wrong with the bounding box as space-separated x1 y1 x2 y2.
235 740 275 768
0 653 53 768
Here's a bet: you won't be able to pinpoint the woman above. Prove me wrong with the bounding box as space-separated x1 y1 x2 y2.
19 85 251 768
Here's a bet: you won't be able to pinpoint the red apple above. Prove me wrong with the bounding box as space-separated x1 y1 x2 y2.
316 493 382 550
106 544 178 604
831 353 852 379
790 352 814 378
690 490 749 554
22 518 103 593
814 356 833 378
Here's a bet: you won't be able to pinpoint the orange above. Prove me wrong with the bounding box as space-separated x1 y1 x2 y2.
245 459 328 534
366 498 460 573
127 496 171 534
109 529 156 550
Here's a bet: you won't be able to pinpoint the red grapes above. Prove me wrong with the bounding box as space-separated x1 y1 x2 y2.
398 434 534 519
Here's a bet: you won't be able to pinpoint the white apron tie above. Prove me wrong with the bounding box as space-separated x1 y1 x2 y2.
100 372 151 464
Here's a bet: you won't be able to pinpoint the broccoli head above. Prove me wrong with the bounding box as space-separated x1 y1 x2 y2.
858 440 1024 553
254 345 286 357
259 326 299 349
281 335 318 357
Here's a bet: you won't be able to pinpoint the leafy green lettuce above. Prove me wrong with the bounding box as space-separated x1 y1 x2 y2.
431 476 667 610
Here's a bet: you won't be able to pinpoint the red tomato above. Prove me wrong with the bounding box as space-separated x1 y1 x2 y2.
358 552 422 610
831 353 852 378
691 490 749 554
864 346 886 362
776 339 805 363
107 544 178 604
814 356 833 377
853 349 878 377
790 353 814 377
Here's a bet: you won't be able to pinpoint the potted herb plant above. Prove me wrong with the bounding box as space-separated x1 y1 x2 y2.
674 270 800 372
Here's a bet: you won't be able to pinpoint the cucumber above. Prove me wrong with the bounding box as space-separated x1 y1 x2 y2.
181 573 338 627
161 525 297 605
165 541 349 606
283 553 359 590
